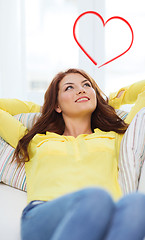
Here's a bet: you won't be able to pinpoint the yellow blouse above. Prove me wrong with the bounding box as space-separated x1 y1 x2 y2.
0 109 122 202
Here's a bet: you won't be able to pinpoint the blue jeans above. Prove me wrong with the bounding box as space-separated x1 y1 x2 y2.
21 187 145 240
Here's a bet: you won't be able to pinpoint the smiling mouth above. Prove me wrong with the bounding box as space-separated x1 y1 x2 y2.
76 99 90 103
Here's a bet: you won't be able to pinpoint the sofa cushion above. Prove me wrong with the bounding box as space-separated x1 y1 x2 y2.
115 109 128 120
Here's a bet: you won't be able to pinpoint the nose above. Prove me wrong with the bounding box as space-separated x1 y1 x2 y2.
76 86 86 94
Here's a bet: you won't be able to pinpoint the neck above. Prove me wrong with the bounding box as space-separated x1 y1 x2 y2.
62 117 93 138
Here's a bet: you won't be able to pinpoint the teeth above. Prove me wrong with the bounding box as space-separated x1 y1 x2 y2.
77 98 89 102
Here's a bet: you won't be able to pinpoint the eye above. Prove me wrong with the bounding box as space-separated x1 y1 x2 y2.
65 85 73 91
84 83 91 87
65 82 91 91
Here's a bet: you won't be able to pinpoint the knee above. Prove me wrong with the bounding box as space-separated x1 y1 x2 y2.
118 192 145 216
118 193 145 230
132 193 145 225
131 192 145 210
126 192 145 204
76 187 115 213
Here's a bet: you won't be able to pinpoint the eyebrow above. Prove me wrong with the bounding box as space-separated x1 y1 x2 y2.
63 79 90 86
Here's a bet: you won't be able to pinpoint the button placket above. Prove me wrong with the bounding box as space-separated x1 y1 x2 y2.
72 139 81 162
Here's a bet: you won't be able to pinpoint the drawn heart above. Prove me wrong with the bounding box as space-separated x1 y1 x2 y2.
73 11 134 68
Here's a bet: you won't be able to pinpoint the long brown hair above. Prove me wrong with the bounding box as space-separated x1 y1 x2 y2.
14 68 129 162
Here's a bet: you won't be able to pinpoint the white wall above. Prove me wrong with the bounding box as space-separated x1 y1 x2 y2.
0 0 106 103
0 0 26 100
78 0 106 90
1 0 144 105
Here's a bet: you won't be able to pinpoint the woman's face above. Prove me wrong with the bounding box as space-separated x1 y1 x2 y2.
55 73 97 118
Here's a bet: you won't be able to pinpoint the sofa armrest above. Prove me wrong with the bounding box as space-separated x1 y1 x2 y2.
0 183 27 240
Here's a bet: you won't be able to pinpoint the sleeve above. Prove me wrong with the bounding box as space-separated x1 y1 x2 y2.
0 98 41 115
0 109 28 148
108 80 145 109
125 91 145 124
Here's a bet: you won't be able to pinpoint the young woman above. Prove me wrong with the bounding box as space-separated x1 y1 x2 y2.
0 68 145 240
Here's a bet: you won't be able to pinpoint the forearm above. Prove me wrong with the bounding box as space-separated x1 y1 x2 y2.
0 109 28 148
0 98 41 115
109 80 145 109
125 91 145 124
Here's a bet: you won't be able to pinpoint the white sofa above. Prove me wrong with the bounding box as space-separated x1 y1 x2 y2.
0 183 27 240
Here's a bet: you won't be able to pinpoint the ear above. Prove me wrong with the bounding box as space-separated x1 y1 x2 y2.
55 105 62 113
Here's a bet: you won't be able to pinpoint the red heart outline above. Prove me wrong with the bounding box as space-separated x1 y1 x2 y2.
73 11 134 68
